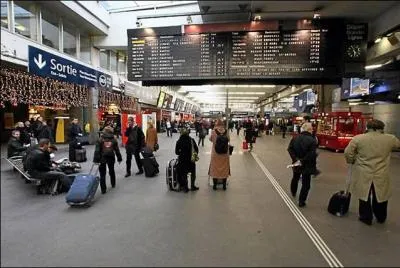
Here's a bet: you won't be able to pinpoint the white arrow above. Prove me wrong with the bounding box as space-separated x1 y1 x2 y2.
34 54 46 69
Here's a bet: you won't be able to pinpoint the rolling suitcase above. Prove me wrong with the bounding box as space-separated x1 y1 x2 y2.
327 165 352 217
65 164 99 206
75 148 87 163
242 141 248 150
166 159 180 191
142 156 159 177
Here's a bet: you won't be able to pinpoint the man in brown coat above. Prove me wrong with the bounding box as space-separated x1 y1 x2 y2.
344 119 400 225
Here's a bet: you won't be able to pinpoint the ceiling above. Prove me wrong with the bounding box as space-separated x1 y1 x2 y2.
197 1 397 23
177 84 286 106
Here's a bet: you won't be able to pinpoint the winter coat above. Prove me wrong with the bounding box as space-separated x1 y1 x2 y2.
93 133 122 164
37 125 54 143
344 131 400 202
175 134 198 173
69 123 82 142
7 137 27 158
125 125 145 153
208 126 230 179
16 127 31 145
26 148 52 176
287 131 318 175
146 127 158 152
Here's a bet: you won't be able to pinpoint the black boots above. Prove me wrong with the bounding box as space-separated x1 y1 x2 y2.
213 179 227 191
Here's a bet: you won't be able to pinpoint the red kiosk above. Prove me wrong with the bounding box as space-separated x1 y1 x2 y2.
316 112 372 152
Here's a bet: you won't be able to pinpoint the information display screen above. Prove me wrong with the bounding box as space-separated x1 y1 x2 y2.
127 21 366 83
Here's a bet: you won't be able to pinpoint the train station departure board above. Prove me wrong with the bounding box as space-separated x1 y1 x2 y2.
127 21 367 84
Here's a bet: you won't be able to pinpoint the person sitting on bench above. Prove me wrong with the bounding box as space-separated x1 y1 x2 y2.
7 130 28 158
26 139 71 194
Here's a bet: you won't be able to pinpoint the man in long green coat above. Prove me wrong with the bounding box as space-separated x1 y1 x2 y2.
344 119 400 225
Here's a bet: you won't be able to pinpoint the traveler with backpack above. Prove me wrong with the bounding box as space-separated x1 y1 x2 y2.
175 127 199 192
208 119 230 190
93 126 122 194
124 117 145 177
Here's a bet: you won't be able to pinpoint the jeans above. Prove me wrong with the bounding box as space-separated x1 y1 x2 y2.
198 136 205 147
166 128 172 137
99 159 116 193
126 150 143 174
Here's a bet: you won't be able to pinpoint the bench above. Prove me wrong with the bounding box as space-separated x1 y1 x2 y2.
4 156 43 186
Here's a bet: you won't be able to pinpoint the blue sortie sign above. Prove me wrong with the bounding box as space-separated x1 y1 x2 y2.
28 45 112 90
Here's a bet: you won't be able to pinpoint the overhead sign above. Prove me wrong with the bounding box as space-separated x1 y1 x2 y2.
28 45 112 90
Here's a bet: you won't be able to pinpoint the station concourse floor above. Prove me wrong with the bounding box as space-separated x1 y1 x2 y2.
1 131 399 267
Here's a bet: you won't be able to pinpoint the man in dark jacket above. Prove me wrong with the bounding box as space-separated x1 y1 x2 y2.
32 116 44 141
124 117 145 177
37 121 54 143
26 139 71 194
94 126 122 194
175 127 199 192
69 118 83 161
287 122 318 207
7 130 28 158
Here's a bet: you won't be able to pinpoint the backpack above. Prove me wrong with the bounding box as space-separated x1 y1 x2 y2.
102 139 114 156
214 129 229 154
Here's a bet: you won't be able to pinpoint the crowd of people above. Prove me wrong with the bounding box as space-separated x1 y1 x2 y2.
6 114 399 226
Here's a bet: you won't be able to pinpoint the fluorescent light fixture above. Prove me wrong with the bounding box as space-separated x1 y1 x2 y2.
303 88 313 92
365 64 382 70
348 98 362 102
374 37 382 43
398 95 400 100
349 102 360 106
368 102 375 105
291 93 299 97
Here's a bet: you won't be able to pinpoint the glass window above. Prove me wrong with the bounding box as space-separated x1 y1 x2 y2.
1 0 8 29
63 21 77 57
117 52 126 76
80 34 91 64
110 50 117 73
100 49 109 70
14 1 37 40
41 8 59 49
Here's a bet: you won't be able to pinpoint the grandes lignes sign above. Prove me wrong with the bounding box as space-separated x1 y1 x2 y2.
28 45 112 90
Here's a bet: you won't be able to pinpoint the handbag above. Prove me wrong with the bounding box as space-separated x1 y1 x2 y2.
154 143 159 151
229 145 234 155
191 139 199 163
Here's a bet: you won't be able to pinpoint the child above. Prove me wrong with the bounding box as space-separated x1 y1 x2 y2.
93 126 122 194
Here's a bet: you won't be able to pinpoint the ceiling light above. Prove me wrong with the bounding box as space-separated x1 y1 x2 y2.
365 64 382 70
348 98 362 102
254 15 261 21
291 93 299 97
313 13 320 19
386 32 393 37
374 37 382 43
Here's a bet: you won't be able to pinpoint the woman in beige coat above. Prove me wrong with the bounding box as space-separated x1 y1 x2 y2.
344 119 400 225
208 119 230 190
145 122 158 152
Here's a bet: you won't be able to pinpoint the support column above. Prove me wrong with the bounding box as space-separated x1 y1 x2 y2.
88 87 99 144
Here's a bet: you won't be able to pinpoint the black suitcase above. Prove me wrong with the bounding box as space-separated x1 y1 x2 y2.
142 157 159 177
327 165 352 217
328 191 351 216
166 159 180 191
75 148 87 163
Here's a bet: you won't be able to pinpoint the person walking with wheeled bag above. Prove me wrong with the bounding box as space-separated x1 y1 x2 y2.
124 117 145 177
175 127 199 192
93 126 122 194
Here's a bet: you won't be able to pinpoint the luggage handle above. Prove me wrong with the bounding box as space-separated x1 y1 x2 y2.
344 165 352 195
89 163 100 176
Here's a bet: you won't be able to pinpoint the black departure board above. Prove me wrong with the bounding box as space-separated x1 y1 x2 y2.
127 21 366 83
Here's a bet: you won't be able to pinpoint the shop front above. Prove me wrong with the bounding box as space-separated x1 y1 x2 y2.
98 89 138 145
1 66 89 143
140 104 160 136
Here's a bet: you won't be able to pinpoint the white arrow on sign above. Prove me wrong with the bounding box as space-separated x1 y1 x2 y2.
34 54 46 69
